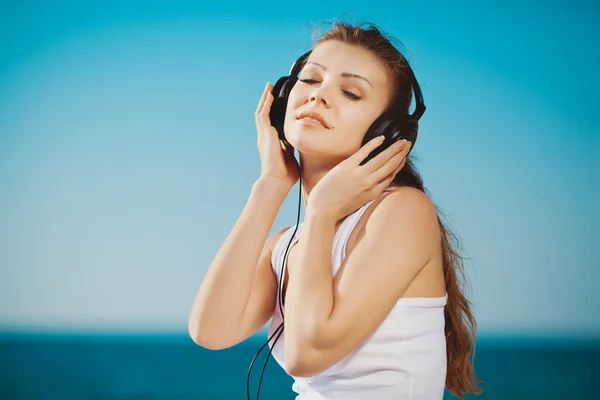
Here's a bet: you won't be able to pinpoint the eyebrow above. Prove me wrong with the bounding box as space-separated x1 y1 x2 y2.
305 61 373 89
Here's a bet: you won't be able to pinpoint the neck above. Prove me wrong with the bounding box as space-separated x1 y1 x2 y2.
298 153 337 201
297 152 347 230
296 152 400 231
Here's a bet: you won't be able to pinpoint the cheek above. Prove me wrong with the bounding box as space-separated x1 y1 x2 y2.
337 107 375 144
285 84 305 113
282 86 305 131
280 84 379 154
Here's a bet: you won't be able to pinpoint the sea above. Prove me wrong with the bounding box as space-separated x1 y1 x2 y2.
1 332 598 400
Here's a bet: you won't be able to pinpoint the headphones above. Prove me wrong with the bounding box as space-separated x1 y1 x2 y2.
269 50 426 164
246 49 426 400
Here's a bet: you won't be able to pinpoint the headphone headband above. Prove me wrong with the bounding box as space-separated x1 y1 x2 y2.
289 50 311 76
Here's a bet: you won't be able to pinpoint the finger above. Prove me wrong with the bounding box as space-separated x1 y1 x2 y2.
259 90 274 122
392 157 406 177
347 135 386 167
361 139 409 174
256 82 272 116
368 149 406 185
371 158 405 194
255 82 272 118
373 174 396 195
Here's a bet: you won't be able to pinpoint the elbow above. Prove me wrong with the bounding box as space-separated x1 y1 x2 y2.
284 341 328 378
188 320 232 351
284 356 326 378
188 321 213 349
283 326 343 377
285 362 314 378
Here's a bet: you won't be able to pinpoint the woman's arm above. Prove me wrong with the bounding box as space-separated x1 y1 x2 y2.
283 187 440 376
188 177 290 349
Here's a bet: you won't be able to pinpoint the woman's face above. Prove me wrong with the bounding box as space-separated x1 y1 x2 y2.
283 40 394 163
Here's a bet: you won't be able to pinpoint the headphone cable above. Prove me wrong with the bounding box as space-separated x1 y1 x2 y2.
247 152 302 400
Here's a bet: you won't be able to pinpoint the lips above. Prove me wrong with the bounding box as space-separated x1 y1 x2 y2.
296 110 330 129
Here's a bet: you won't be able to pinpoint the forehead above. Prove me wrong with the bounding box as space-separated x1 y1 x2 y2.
304 40 390 86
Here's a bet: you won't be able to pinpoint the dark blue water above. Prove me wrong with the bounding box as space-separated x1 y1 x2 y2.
1 333 598 399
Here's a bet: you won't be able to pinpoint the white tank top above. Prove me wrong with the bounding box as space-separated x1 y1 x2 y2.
268 188 448 400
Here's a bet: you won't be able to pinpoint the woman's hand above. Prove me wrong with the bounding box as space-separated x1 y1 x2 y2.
255 82 300 189
307 136 411 221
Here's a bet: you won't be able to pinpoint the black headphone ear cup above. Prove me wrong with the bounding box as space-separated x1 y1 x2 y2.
359 113 419 165
359 114 397 165
402 118 419 149
362 114 393 144
269 77 297 143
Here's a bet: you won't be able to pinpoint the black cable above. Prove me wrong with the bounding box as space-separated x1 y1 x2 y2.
246 323 283 400
247 153 303 400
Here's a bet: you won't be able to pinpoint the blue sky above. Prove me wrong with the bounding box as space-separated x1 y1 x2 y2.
0 0 598 338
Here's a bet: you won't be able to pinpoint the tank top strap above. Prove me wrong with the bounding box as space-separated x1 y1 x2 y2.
331 186 399 274
272 186 400 279
270 224 302 280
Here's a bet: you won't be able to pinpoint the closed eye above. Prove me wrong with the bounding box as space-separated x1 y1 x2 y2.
298 78 319 84
342 90 361 101
298 78 362 101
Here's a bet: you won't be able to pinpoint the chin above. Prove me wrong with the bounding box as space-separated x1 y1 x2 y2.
283 120 355 162
287 137 346 169
285 117 325 143
283 128 320 153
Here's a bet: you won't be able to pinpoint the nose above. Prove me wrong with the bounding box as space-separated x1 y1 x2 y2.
308 86 329 106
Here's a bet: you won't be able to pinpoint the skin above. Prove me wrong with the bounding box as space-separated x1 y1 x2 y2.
188 40 446 380
283 40 400 199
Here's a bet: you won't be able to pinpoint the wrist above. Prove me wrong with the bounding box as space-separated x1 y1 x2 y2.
253 176 293 198
305 205 337 225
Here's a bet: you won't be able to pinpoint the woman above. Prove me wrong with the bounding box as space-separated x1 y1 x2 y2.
188 20 482 400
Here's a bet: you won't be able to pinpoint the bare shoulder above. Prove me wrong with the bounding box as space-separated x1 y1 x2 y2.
347 186 440 260
369 186 439 231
